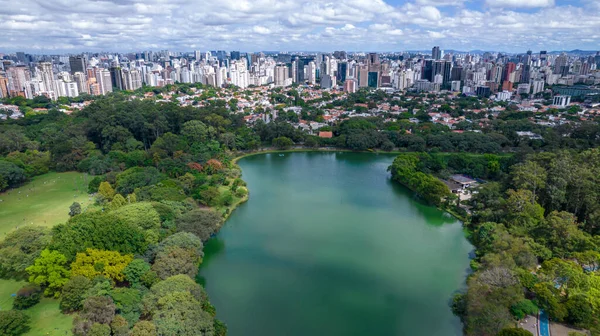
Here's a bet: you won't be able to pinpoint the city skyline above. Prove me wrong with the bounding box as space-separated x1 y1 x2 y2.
1 0 600 53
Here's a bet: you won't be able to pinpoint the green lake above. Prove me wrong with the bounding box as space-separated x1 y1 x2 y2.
198 152 473 336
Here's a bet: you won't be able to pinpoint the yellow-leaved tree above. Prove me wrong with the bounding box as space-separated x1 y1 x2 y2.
98 181 115 202
70 249 133 282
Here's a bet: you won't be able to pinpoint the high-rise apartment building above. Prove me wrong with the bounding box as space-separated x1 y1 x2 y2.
96 69 113 95
69 55 86 74
432 46 442 60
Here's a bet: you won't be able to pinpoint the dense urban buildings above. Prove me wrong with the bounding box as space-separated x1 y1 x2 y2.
1 48 600 106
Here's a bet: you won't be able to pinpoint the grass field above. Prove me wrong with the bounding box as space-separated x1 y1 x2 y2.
0 172 90 237
0 279 73 336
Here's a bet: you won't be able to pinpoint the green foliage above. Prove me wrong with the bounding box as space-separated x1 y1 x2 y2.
122 259 151 287
388 153 451 206
51 212 148 260
176 209 222 241
510 300 538 320
111 202 161 230
88 176 105 194
109 194 127 209
0 310 31 336
97 181 115 201
142 275 213 336
110 315 129 336
87 323 111 336
12 284 42 310
0 160 27 191
497 328 534 336
0 226 51 279
69 202 82 216
152 246 201 280
60 275 93 312
26 249 70 297
272 136 294 149
131 321 157 336
115 167 164 195
110 287 143 325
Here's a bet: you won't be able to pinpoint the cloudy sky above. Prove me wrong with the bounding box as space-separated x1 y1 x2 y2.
1 0 599 53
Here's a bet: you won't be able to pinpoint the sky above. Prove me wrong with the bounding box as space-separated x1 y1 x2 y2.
1 0 599 54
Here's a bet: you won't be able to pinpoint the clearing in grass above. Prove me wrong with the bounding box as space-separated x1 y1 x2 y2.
0 172 90 237
0 279 73 336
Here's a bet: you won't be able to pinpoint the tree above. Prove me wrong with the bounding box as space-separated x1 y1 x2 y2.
272 136 294 149
26 249 70 297
131 321 157 336
110 315 129 336
109 194 127 209
51 212 148 260
122 259 151 286
0 226 51 279
60 275 92 312
497 328 534 336
143 275 213 336
12 284 42 310
114 167 164 195
71 249 133 282
111 202 161 230
87 323 111 336
110 287 143 325
512 161 547 203
203 159 223 174
81 296 116 324
0 161 26 191
504 189 544 234
98 181 115 202
176 209 222 241
0 310 31 336
510 300 538 320
69 202 82 217
152 246 200 280
566 294 593 326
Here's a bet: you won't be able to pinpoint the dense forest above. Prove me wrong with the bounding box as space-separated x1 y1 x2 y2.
0 93 253 335
389 150 600 335
1 88 600 336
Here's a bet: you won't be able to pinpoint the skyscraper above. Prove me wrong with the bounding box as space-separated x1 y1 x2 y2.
109 66 123 90
38 62 56 97
231 51 241 60
368 53 379 66
69 55 86 75
337 62 348 83
432 46 442 60
73 72 89 95
96 69 113 95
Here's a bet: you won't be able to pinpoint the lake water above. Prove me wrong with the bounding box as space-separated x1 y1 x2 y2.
198 152 473 336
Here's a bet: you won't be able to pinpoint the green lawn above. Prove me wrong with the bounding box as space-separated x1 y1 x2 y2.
0 279 73 336
0 172 90 237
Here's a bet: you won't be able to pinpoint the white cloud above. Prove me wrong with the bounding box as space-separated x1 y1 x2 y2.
252 26 271 34
416 0 465 6
420 6 442 21
0 0 598 53
485 0 555 8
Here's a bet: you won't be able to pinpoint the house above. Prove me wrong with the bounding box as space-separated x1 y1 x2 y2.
442 179 463 194
450 175 477 189
318 131 333 138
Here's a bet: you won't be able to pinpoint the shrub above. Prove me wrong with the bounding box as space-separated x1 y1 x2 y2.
13 284 42 310
0 310 31 336
60 276 93 312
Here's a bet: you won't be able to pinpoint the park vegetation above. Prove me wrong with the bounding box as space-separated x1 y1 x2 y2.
0 93 258 335
2 86 600 336
448 149 600 336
